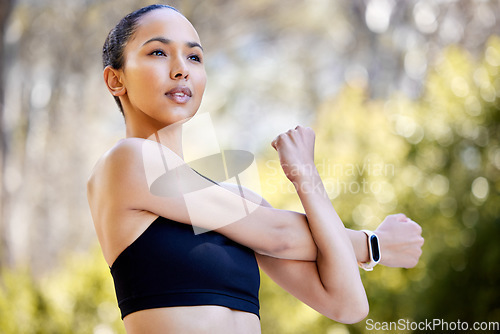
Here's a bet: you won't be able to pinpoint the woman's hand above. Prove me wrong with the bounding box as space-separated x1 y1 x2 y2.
375 214 424 268
271 126 316 184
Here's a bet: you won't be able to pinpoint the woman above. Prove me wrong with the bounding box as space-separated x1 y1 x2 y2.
87 4 424 333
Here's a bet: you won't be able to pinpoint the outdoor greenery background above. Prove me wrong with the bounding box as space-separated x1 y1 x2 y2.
0 0 499 333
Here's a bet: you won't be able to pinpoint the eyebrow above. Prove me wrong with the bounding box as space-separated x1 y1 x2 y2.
142 37 203 51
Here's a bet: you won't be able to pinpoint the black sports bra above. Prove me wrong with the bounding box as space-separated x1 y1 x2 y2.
109 216 260 319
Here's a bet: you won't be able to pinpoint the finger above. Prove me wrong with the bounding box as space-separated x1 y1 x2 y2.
397 213 408 222
286 129 299 144
271 137 278 150
271 133 290 150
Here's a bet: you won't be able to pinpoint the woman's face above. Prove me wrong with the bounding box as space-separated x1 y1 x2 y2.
119 9 206 128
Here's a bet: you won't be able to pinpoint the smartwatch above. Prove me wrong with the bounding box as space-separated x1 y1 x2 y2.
359 230 381 271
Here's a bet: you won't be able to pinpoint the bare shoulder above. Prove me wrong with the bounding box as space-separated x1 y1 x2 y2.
90 138 144 178
87 137 190 218
87 138 149 216
89 138 145 184
87 138 160 265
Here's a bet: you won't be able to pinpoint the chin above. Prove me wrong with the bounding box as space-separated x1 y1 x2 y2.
162 110 198 127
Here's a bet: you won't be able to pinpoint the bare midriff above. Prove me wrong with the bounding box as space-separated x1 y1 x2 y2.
123 305 261 334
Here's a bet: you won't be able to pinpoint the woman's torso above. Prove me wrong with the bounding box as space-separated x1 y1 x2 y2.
87 147 261 334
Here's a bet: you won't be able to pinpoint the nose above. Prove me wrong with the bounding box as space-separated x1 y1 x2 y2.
170 56 189 80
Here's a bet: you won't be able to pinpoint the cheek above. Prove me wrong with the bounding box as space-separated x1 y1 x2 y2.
126 62 164 92
137 67 163 89
195 71 207 95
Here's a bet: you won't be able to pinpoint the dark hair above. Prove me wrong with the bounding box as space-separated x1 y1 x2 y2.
102 4 180 114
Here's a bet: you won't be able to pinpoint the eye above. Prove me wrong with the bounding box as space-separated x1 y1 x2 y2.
188 54 202 63
150 49 166 57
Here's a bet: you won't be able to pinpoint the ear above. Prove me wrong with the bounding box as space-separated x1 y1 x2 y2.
103 66 126 97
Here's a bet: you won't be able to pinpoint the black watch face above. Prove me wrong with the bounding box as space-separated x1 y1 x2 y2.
370 235 380 262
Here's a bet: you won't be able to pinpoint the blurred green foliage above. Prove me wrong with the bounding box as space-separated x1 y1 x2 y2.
0 34 499 334
0 246 124 333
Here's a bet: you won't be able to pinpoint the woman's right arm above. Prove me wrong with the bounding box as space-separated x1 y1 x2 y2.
97 137 317 261
263 126 369 322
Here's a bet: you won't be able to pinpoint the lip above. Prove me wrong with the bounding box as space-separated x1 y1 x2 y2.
165 86 192 104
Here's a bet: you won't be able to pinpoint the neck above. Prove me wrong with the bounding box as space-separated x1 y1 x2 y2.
125 117 185 160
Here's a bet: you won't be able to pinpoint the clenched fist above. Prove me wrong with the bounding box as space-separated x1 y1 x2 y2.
376 214 424 268
271 126 316 184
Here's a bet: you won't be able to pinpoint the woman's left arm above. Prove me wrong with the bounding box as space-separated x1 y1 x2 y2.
221 182 423 268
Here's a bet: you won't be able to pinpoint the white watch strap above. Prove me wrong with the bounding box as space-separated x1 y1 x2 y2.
359 230 380 271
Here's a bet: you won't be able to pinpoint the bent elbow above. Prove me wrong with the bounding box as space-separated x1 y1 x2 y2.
342 304 369 324
327 298 369 324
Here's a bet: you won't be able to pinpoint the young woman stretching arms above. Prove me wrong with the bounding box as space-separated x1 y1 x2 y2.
87 5 424 333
